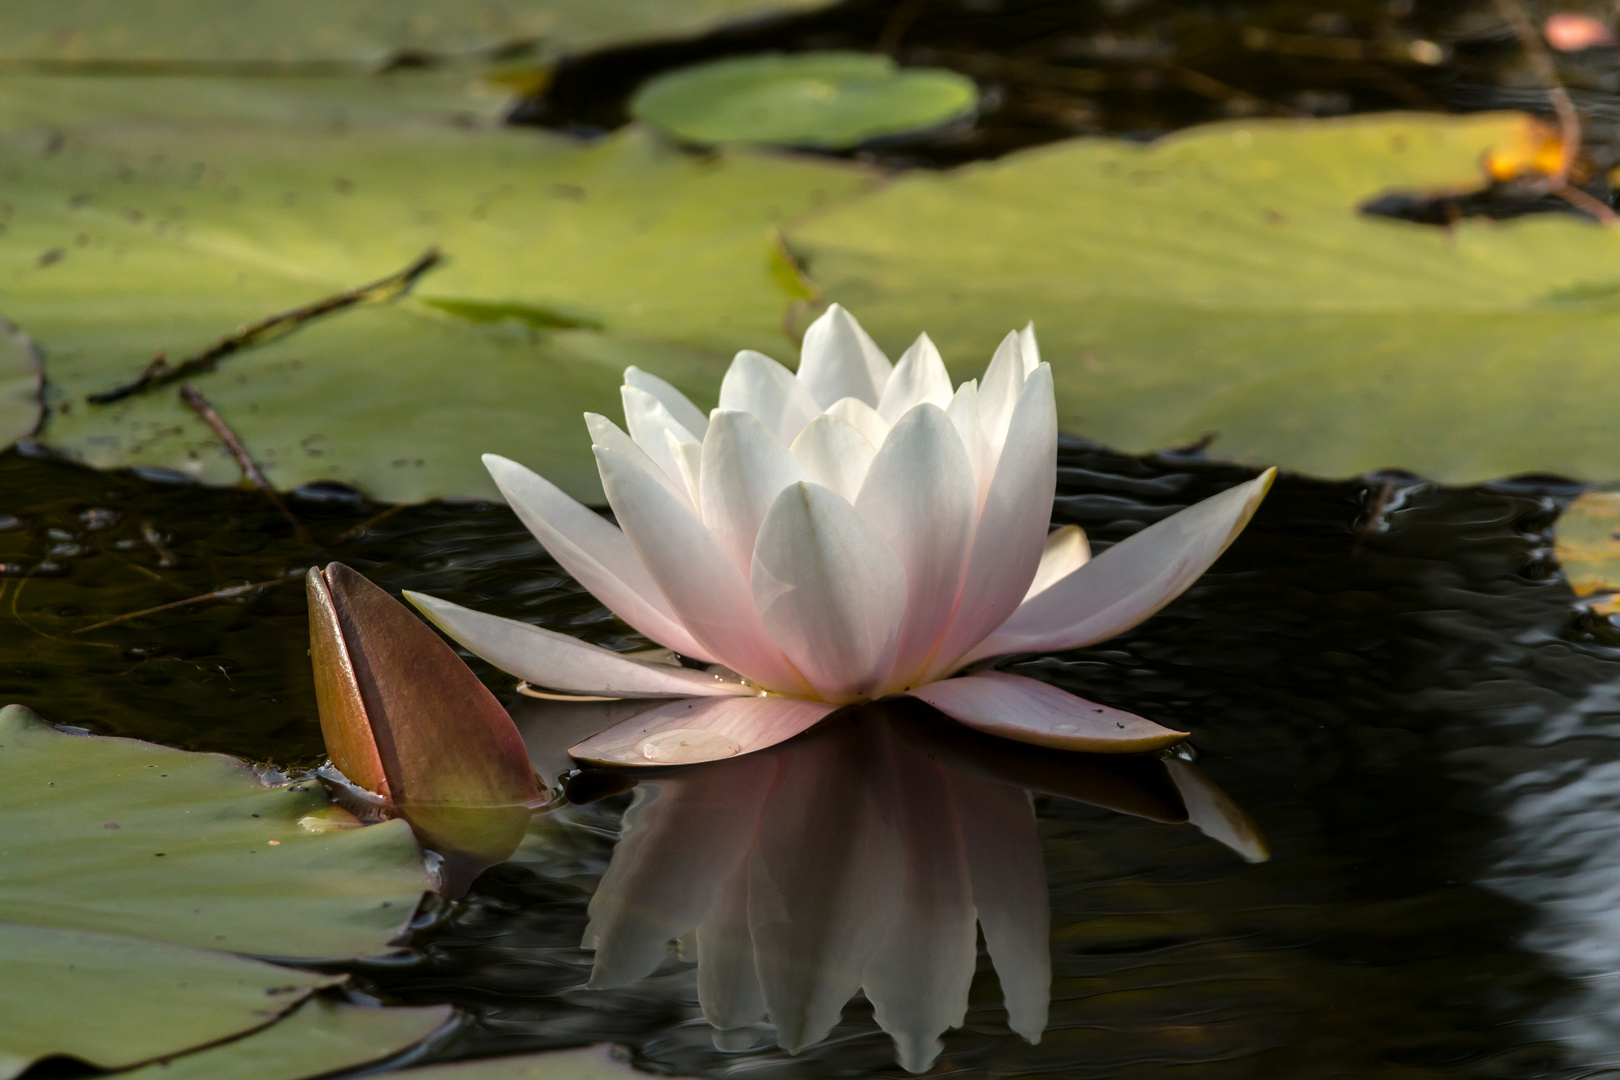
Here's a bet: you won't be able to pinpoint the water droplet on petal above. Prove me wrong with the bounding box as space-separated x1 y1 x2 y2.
1054 723 1078 734
638 728 741 763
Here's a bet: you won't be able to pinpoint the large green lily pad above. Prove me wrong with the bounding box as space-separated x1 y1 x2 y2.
0 921 338 1080
0 1 834 68
0 704 431 959
630 51 978 149
0 73 867 501
788 111 1620 484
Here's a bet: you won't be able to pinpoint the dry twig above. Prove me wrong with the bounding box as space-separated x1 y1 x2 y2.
72 571 307 633
179 383 315 545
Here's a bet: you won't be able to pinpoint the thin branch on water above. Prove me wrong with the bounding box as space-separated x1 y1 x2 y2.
179 383 316 546
72 570 307 633
87 248 443 404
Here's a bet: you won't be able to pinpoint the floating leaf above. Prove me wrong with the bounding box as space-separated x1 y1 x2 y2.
117 999 454 1080
788 112 1620 484
0 73 867 501
630 51 978 149
0 704 431 959
0 922 338 1080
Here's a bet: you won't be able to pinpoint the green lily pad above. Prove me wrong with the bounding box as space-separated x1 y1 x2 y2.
396 1045 693 1079
0 0 835 67
0 921 338 1080
788 112 1620 484
0 704 431 959
0 73 867 501
0 315 41 451
630 51 978 149
118 999 455 1080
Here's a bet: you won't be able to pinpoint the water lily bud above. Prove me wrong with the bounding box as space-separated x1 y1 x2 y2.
306 563 541 893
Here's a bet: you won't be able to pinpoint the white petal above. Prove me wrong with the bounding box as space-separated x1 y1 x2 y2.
569 695 836 766
405 591 752 698
625 365 708 438
924 365 1057 681
854 404 977 691
596 445 811 695
700 410 806 574
585 412 690 510
1024 525 1090 601
977 330 1027 463
1165 757 1271 864
622 385 698 491
907 671 1189 753
1017 322 1041 377
946 379 988 498
508 696 653 788
483 453 710 661
698 862 768 1030
877 333 953 424
824 396 891 447
962 468 1276 664
719 350 821 445
788 414 877 503
797 303 891 408
668 431 703 506
751 482 906 702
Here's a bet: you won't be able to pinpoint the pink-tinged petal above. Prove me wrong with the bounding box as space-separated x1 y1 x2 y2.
946 379 988 498
596 445 811 695
752 482 907 702
625 365 708 438
719 349 821 445
584 412 692 510
569 695 837 766
962 468 1276 664
854 404 977 691
906 671 1188 753
1165 757 1270 863
824 395 891 446
482 453 711 662
947 767 1049 1043
1017 322 1041 377
507 696 654 787
976 330 1027 462
621 385 699 491
1024 524 1090 601
788 414 877 503
877 333 953 424
405 591 753 698
697 862 768 1030
700 410 806 574
668 432 703 505
924 366 1056 681
797 303 892 408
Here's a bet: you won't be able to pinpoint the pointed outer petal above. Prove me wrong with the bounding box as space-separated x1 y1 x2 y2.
584 412 691 511
569 695 837 767
719 350 822 445
853 404 977 692
483 453 712 663
748 723 903 1053
508 696 654 789
1165 758 1271 864
668 431 703 505
946 767 1050 1044
824 396 891 447
306 568 390 800
877 333 953 424
625 365 708 438
585 758 779 989
906 672 1189 753
925 366 1057 682
1017 322 1041 377
976 330 1027 461
859 732 977 1074
700 410 806 574
752 482 908 702
323 564 541 809
962 468 1277 664
788 415 878 504
946 379 987 496
622 385 699 491
797 302 892 408
405 592 752 699
1024 525 1090 602
698 861 768 1030
595 444 810 694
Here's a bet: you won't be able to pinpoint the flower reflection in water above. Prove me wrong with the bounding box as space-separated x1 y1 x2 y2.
513 695 1266 1073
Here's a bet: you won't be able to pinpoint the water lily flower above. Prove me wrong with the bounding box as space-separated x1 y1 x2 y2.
307 562 542 893
408 306 1274 766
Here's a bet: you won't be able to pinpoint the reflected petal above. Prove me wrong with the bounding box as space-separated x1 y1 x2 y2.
1165 757 1271 863
719 349 821 445
797 303 892 408
569 696 837 766
907 671 1188 753
697 861 767 1030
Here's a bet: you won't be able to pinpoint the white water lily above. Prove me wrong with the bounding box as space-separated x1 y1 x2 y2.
408 305 1274 766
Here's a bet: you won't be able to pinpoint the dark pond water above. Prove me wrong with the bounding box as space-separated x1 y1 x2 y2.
10 438 1620 1078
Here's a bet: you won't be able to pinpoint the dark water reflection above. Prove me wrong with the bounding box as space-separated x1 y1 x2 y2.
8 442 1620 1075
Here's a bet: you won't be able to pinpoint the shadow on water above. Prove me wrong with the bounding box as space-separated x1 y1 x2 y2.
7 438 1620 1075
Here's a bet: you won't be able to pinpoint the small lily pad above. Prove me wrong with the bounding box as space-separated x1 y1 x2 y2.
0 921 338 1080
1554 490 1620 601
631 52 978 149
